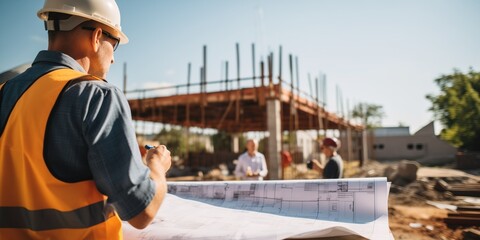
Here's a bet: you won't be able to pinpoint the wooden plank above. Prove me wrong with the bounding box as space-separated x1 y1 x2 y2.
444 216 480 227
463 228 480 240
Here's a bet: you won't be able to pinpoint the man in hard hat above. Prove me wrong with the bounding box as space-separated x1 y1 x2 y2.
234 139 268 180
0 0 171 239
308 138 344 179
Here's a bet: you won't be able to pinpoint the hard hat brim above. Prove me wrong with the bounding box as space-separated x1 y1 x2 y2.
38 9 129 44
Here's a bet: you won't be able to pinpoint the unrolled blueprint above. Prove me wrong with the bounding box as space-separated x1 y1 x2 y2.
123 177 393 239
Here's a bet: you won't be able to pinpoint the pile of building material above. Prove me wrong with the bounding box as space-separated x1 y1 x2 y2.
434 179 480 197
350 160 480 239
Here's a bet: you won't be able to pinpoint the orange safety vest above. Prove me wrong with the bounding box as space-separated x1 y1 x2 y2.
0 69 122 239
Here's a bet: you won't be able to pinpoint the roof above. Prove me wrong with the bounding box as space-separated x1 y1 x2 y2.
0 63 31 84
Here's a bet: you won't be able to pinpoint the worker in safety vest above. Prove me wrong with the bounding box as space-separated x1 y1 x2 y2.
0 0 171 239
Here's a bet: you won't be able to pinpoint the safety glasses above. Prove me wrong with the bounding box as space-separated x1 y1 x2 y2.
82 26 120 51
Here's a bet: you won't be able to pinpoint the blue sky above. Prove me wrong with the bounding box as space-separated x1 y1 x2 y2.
1 0 479 133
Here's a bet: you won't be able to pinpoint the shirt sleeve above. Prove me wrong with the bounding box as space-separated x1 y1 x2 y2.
82 83 155 220
259 154 268 177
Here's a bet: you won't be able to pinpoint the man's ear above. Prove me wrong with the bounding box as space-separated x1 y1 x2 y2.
91 28 103 52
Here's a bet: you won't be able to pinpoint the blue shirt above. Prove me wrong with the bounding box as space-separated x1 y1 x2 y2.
0 50 155 220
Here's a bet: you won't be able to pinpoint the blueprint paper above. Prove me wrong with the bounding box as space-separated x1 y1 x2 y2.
123 177 393 239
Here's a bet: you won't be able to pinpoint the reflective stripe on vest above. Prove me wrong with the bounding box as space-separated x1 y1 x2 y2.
0 69 122 239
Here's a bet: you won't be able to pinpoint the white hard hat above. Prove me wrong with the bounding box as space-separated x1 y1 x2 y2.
37 0 128 44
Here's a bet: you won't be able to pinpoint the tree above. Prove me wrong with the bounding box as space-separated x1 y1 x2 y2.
351 102 385 128
154 127 187 157
426 69 480 151
211 131 232 152
211 131 246 152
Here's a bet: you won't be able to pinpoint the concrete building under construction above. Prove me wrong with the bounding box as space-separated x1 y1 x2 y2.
127 44 368 179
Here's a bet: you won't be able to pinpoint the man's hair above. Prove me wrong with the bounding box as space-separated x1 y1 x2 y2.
246 139 258 146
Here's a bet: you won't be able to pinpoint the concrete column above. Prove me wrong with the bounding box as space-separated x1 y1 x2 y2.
267 99 282 179
232 133 240 153
361 129 369 166
346 127 353 161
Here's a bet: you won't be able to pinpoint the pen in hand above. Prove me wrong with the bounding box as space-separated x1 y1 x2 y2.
143 145 171 175
142 145 156 166
144 145 155 150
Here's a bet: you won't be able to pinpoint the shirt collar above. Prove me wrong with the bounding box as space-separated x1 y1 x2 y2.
32 50 87 73
247 151 257 157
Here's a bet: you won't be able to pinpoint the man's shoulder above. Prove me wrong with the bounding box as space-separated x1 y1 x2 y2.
328 155 343 169
238 152 250 160
332 154 343 162
65 78 122 97
239 151 248 157
68 78 117 89
58 79 127 114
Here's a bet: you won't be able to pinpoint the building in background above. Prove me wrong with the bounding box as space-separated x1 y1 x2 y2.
370 122 456 165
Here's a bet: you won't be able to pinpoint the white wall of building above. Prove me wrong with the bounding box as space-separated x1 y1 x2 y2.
370 122 456 165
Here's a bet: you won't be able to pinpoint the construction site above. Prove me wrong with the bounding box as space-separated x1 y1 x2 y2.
1 42 479 239
123 45 480 239
126 45 365 179
1 1 480 239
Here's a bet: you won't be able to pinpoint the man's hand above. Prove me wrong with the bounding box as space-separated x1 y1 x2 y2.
246 166 253 177
128 145 171 229
145 145 171 180
311 159 324 172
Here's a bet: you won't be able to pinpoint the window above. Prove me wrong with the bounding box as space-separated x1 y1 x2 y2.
373 144 384 150
407 144 414 150
416 144 423 150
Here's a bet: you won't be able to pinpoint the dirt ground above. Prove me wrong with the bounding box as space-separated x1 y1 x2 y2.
279 160 480 240
344 160 479 240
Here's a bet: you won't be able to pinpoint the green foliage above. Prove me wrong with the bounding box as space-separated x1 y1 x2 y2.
190 140 207 153
154 127 187 157
210 132 246 152
238 135 247 152
426 69 480 151
152 127 216 156
258 137 268 154
351 102 385 129
211 131 232 151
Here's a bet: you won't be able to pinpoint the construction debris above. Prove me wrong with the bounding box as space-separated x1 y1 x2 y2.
463 228 480 240
350 160 480 239
445 211 480 227
434 179 480 197
383 160 420 186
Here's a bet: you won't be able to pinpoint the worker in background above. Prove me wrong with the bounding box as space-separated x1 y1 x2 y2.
0 0 171 239
235 139 268 180
308 138 344 179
